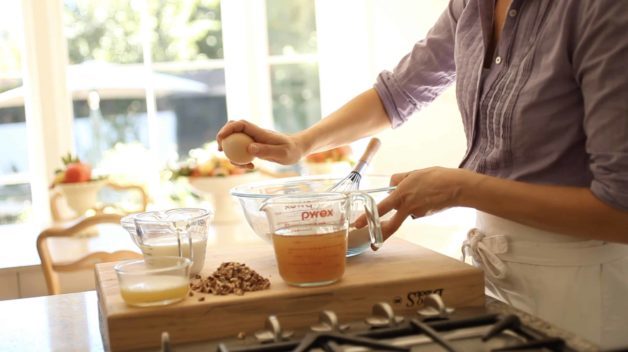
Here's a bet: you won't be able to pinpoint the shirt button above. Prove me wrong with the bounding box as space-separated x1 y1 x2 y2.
495 56 502 64
509 9 518 17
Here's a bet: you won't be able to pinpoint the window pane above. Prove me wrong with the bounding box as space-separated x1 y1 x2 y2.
153 69 227 159
64 0 143 65
270 63 321 134
151 0 227 161
266 0 321 134
64 1 148 165
150 0 224 61
0 2 32 224
65 0 226 168
266 0 317 55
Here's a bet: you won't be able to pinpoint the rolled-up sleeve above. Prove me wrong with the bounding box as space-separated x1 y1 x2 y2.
374 0 464 128
573 0 628 210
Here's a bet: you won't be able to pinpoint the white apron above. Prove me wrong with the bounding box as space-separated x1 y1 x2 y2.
462 211 628 350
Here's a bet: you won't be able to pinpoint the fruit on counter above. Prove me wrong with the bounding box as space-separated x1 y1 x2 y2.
171 155 252 178
64 161 92 183
169 141 258 179
51 153 100 187
221 133 255 164
305 145 352 163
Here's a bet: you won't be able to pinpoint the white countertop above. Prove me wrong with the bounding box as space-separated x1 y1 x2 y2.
0 291 103 352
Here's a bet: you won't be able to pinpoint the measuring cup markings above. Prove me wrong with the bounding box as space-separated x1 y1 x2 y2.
272 230 347 284
261 192 382 287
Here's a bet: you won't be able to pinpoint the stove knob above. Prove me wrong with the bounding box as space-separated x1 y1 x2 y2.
160 331 172 352
365 302 404 328
254 315 294 343
310 310 337 332
416 293 454 320
310 310 351 332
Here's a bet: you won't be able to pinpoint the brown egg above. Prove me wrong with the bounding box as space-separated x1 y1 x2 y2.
222 133 255 164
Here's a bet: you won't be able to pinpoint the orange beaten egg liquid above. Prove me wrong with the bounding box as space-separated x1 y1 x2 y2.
272 230 347 286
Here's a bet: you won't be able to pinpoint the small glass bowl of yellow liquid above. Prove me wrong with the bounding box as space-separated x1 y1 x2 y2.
114 256 191 307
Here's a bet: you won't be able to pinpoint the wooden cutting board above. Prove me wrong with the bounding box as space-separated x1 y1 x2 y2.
96 238 484 351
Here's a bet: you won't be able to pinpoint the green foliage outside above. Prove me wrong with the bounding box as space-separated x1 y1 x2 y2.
266 0 317 55
64 0 223 64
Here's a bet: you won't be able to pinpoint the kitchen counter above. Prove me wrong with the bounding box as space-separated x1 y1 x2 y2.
0 209 601 351
0 292 599 352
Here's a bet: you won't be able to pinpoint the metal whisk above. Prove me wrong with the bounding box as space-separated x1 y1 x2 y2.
328 138 381 192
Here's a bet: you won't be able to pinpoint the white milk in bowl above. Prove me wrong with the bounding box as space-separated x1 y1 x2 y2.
140 236 207 275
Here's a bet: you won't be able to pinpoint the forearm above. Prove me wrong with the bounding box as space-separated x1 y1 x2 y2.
459 172 628 243
293 88 391 155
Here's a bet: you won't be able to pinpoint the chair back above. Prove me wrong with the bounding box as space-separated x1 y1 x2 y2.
37 213 142 295
50 181 149 222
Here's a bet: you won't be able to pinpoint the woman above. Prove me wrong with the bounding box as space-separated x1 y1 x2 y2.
217 0 628 348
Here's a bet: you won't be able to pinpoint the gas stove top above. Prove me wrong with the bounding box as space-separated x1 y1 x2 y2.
159 294 574 352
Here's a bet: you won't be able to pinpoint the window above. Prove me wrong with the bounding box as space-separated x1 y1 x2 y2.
59 0 321 190
64 0 227 168
266 0 320 134
0 2 31 224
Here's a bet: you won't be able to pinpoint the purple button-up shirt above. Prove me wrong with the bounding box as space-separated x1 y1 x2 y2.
374 0 628 211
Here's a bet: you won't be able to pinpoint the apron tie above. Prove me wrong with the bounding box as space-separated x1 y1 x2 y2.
461 229 508 280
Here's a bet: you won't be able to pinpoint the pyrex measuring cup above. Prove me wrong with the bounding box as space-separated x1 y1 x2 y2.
121 208 212 275
260 192 383 287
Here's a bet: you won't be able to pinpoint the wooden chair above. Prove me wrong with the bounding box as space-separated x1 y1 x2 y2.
36 213 142 295
50 181 149 222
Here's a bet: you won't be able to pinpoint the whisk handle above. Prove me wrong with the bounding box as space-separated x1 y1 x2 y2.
358 138 381 166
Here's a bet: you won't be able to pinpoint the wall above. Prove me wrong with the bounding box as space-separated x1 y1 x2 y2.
317 0 466 174
316 0 475 248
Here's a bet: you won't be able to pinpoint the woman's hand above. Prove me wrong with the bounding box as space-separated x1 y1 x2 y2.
216 120 306 168
355 167 475 240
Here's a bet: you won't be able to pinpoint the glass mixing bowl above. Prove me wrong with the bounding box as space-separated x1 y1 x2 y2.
230 175 394 257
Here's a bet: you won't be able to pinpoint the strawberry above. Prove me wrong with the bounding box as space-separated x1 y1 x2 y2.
58 153 92 183
63 162 92 183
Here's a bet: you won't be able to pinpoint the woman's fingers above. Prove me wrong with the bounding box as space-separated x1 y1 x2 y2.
353 192 399 229
248 143 290 164
216 120 299 164
353 208 407 242
230 161 255 169
380 209 408 240
375 192 399 218
217 120 275 146
216 120 241 148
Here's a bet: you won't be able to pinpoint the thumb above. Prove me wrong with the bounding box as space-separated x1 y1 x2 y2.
248 143 289 164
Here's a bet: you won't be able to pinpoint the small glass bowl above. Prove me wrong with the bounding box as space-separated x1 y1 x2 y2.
114 256 191 307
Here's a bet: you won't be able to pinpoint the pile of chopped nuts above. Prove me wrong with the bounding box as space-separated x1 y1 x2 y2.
189 262 271 296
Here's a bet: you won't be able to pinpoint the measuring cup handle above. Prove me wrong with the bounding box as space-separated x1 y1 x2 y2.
350 192 383 250
183 229 194 262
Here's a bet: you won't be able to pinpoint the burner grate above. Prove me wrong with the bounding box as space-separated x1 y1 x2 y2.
161 296 573 352
213 313 572 352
